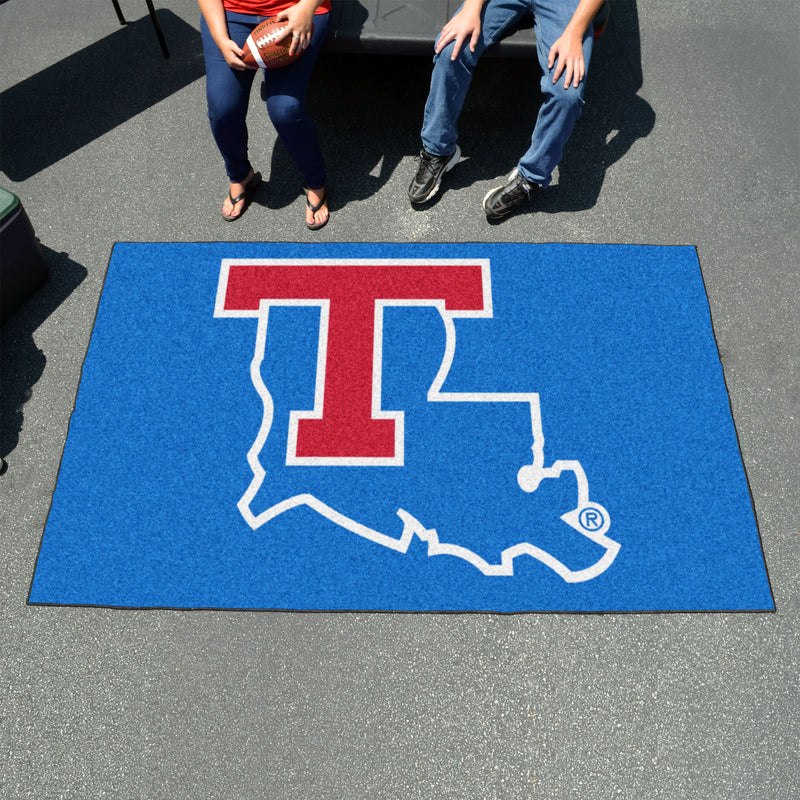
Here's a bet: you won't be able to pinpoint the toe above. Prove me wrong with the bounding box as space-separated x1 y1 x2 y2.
305 188 327 227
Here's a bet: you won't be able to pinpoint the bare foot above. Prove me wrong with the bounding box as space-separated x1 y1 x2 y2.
222 169 256 220
304 186 329 230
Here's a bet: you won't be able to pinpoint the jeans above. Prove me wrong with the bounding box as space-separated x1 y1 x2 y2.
420 0 594 186
200 11 329 188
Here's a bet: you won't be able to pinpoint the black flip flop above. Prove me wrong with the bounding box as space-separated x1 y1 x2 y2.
303 185 329 231
222 171 262 221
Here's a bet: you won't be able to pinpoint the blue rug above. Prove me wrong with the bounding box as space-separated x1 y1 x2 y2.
29 243 774 611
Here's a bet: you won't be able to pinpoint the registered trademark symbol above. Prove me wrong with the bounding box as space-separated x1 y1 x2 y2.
579 507 606 532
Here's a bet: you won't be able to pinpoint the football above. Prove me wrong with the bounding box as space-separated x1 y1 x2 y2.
242 17 311 70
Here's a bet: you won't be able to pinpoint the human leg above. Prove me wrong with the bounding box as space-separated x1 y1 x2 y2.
262 13 329 227
420 0 531 157
409 0 531 203
482 0 595 219
516 0 594 186
201 13 263 219
201 14 258 184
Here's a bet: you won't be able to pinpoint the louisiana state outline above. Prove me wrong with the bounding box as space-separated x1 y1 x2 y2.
215 259 620 583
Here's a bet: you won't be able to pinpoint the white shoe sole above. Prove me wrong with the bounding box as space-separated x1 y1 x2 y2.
482 167 519 217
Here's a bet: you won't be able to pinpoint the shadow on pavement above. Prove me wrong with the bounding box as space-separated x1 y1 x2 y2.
264 50 435 211
0 10 205 181
542 0 655 212
0 246 88 465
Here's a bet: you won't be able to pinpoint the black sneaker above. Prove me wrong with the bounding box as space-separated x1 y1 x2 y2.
482 168 536 220
408 145 461 204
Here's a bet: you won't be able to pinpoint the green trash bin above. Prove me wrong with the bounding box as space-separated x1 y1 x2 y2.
0 187 49 323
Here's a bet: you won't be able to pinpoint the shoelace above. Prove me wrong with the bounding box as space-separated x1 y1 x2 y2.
420 155 441 177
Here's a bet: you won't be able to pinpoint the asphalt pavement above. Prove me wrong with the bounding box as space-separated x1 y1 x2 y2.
1 1 798 798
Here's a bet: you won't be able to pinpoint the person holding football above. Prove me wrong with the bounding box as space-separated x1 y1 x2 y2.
408 0 608 221
198 0 330 229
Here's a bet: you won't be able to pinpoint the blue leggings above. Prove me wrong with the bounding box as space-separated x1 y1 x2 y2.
200 11 329 188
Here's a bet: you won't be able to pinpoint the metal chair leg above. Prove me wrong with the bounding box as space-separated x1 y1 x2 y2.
110 1 169 58
111 0 126 25
144 0 170 59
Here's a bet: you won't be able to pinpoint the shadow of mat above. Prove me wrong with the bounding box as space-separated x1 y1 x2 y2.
0 10 205 181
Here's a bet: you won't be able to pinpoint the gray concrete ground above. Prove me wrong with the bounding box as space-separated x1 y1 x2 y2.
1 1 798 798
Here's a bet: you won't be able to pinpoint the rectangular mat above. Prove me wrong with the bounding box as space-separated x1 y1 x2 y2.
29 243 774 611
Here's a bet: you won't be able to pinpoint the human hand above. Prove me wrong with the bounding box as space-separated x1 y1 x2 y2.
277 3 316 55
219 37 248 70
548 31 586 88
435 7 482 60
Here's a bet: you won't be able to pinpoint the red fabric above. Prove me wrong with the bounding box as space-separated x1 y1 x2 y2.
223 262 487 459
224 0 331 16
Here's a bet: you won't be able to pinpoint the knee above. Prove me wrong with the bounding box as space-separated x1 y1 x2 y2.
206 93 247 128
433 41 479 73
541 78 586 115
266 95 304 127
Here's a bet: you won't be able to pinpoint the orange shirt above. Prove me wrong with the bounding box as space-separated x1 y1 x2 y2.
224 0 331 15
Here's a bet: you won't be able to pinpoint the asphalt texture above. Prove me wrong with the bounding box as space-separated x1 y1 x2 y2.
1 1 798 798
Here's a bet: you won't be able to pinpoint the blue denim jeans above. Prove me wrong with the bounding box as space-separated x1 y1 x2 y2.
200 11 329 188
421 0 594 186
